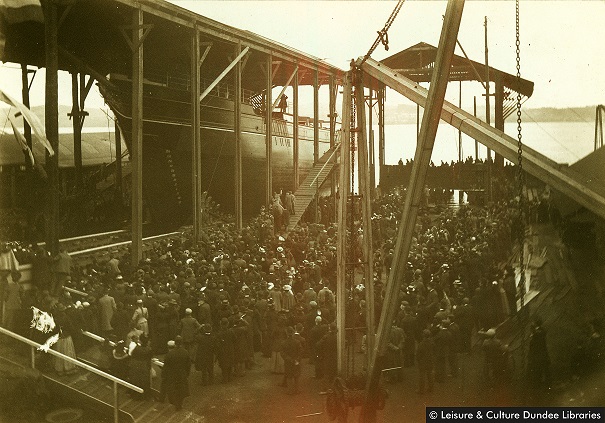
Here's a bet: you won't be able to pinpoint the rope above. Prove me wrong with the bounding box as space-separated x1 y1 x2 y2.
359 0 406 66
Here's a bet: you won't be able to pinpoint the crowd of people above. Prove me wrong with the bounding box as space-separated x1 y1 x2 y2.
0 181 552 410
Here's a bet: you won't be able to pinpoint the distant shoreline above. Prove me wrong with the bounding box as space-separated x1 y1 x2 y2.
383 105 598 125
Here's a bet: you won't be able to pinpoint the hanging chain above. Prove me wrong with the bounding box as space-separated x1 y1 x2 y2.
359 0 406 66
515 0 526 313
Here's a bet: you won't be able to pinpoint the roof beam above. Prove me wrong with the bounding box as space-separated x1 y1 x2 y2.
360 58 605 220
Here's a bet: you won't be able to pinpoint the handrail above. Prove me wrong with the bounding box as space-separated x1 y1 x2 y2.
81 330 164 369
309 142 341 187
36 229 127 248
0 326 143 393
70 231 181 257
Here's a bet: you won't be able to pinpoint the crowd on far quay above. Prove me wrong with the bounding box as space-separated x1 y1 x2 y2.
0 183 553 410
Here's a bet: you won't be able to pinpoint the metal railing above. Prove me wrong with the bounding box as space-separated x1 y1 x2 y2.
0 326 143 423
309 142 341 188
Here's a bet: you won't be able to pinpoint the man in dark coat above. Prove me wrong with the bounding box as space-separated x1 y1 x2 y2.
416 329 435 394
528 318 551 388
280 326 303 394
215 317 236 382
160 337 191 411
195 323 215 385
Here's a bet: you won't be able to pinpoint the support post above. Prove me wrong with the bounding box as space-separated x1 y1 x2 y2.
71 72 83 190
368 89 375 197
44 0 60 255
494 73 505 167
472 96 479 161
359 1 465 420
458 81 463 163
114 121 122 206
329 74 337 211
377 86 385 183
131 7 144 264
355 71 375 369
113 381 119 423
265 54 273 206
293 65 299 188
336 72 352 379
484 16 492 202
234 42 243 230
313 68 320 164
21 64 33 242
191 26 202 243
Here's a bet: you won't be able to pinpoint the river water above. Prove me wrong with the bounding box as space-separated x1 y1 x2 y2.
375 120 595 166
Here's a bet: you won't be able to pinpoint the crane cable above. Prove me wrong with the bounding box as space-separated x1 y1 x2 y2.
359 0 406 66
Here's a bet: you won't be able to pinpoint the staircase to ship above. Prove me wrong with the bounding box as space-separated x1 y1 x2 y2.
286 143 340 233
0 327 204 423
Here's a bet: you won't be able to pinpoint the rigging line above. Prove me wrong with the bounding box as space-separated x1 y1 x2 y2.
359 0 406 66
207 132 227 191
521 109 582 161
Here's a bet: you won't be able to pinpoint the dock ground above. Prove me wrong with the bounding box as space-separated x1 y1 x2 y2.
1 222 604 423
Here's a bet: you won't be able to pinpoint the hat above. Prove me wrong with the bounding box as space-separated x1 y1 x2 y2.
167 340 176 347
185 308 192 314
283 284 291 291
486 328 496 337
309 300 317 308
315 316 322 324
137 299 143 304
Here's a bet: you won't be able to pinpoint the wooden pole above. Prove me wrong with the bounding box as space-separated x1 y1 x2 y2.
44 0 60 255
474 96 479 160
131 6 144 264
191 26 202 242
329 74 337 214
484 16 492 202
378 86 385 183
266 54 273 206
355 71 375 369
360 1 465 419
368 89 375 197
336 72 352 378
313 68 320 164
293 65 299 188
494 73 505 167
71 72 83 190
114 121 122 206
234 41 243 230
21 64 33 242
458 80 462 163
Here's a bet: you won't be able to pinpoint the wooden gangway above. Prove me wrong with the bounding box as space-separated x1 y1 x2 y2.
0 327 203 423
286 143 340 233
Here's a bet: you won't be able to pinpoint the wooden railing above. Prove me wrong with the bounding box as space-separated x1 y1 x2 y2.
0 326 143 423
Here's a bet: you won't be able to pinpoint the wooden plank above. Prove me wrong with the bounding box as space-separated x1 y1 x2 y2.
131 6 144 264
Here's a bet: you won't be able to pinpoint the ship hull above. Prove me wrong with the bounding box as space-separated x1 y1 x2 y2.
101 78 331 229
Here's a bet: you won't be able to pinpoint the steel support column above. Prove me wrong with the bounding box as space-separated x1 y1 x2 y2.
131 7 144 264
191 27 202 243
44 0 60 255
293 66 299 188
360 1 465 420
336 72 352 378
234 42 243 230
265 54 273 206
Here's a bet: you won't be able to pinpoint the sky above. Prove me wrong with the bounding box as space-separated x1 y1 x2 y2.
0 0 604 111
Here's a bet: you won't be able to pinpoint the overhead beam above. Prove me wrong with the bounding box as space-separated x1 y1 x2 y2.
361 58 605 220
200 46 250 102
